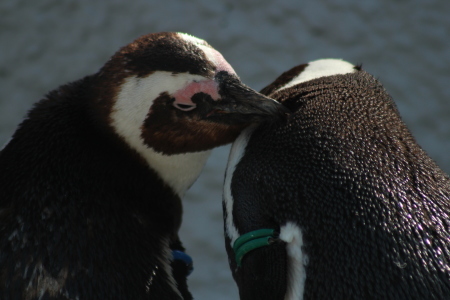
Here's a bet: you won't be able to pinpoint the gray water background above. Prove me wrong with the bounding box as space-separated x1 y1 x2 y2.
1 1 449 299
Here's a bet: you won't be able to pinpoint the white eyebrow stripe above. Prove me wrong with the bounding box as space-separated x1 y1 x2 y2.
275 59 356 93
177 32 236 76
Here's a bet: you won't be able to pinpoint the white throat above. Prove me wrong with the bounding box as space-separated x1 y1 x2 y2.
110 73 211 197
139 148 211 197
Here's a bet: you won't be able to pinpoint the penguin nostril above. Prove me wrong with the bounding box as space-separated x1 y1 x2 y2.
173 103 197 111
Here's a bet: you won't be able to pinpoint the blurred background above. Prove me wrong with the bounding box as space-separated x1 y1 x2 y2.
1 1 449 299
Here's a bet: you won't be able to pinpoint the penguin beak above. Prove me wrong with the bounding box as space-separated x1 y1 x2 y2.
206 71 289 124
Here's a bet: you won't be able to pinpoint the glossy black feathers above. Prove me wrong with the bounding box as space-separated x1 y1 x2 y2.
227 67 450 299
0 78 191 299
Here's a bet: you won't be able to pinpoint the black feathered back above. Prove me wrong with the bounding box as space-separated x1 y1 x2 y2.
226 67 450 299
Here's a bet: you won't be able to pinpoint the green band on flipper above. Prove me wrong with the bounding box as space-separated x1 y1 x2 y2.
233 229 276 267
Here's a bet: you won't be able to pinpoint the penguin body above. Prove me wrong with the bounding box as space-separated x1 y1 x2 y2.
224 59 450 299
0 32 283 299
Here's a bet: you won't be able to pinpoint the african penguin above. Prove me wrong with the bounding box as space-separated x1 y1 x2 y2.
0 32 285 300
223 59 450 300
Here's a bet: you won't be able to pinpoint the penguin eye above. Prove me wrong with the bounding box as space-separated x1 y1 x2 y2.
173 103 197 111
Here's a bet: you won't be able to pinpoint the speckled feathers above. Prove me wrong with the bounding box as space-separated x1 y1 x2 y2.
225 59 450 299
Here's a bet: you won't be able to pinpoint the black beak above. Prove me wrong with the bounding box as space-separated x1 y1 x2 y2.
206 71 289 124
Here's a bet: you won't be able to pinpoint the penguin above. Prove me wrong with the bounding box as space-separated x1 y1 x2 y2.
0 32 285 300
223 59 450 300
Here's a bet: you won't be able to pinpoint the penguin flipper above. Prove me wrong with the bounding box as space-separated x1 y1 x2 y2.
229 240 288 300
170 235 193 300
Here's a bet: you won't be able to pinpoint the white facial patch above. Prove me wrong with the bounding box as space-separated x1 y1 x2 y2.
223 125 258 245
199 45 237 75
176 32 209 47
279 222 308 300
110 72 212 197
142 149 211 197
177 32 237 76
275 59 356 93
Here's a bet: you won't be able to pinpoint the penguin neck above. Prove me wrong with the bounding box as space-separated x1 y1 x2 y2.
138 148 212 198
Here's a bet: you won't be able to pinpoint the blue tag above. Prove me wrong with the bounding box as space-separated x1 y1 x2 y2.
172 250 194 276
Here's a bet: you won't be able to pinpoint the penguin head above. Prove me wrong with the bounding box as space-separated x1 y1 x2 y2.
96 32 285 155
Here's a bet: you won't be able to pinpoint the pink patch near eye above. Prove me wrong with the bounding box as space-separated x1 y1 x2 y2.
172 80 220 111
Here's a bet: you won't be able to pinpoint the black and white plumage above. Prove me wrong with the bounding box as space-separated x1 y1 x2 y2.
0 32 284 300
223 59 450 300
